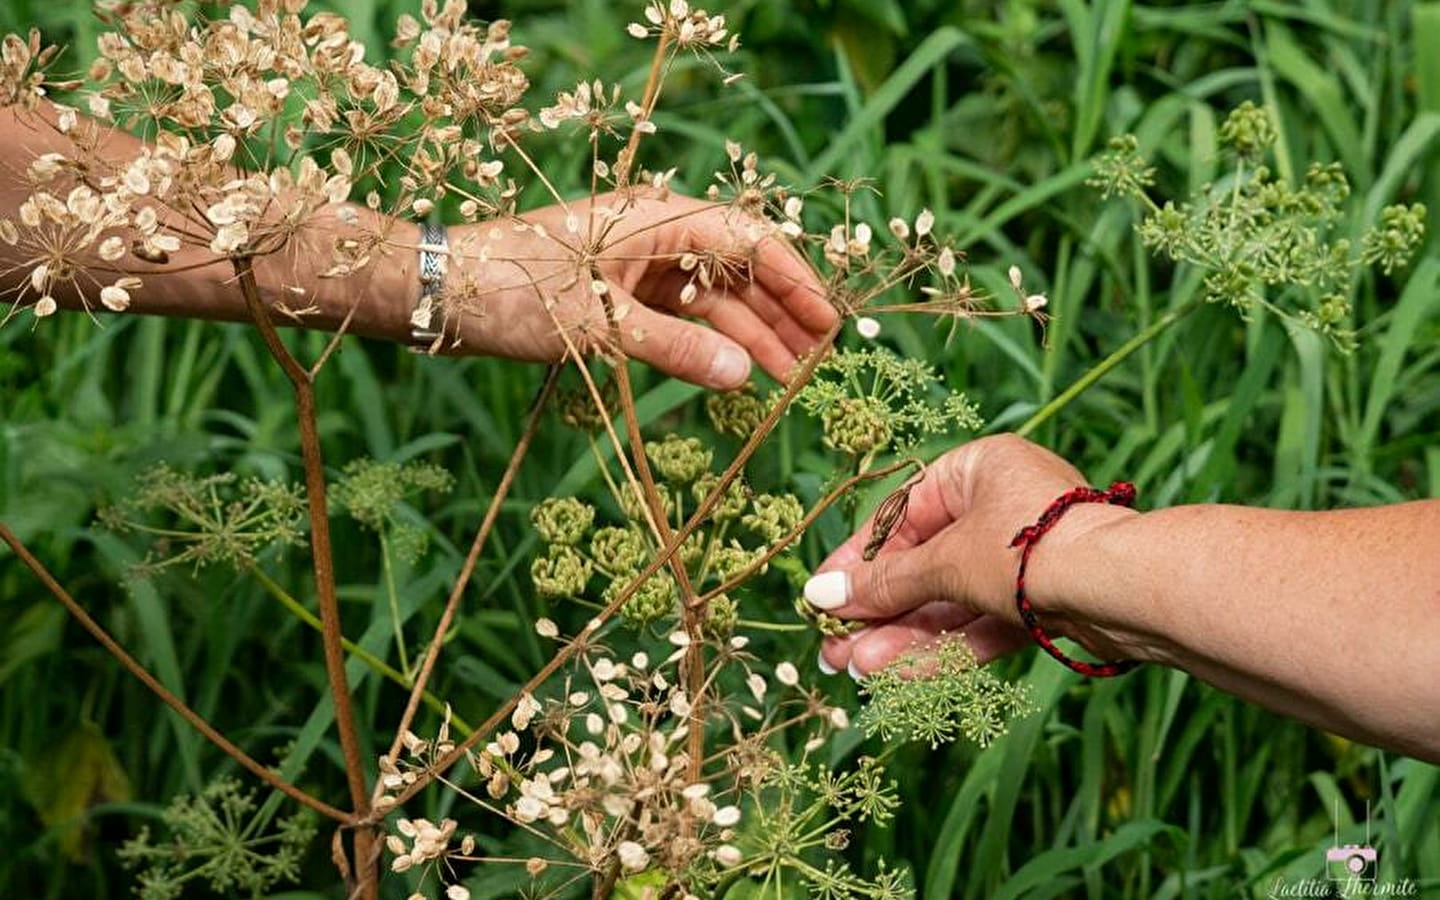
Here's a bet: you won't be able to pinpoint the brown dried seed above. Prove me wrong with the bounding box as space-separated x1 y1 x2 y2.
863 480 916 561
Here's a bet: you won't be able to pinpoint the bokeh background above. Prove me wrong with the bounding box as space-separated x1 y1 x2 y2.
2 1 1437 897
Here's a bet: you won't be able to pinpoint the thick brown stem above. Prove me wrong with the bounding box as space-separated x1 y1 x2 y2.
592 267 709 788
0 522 349 823
614 31 672 187
232 259 375 899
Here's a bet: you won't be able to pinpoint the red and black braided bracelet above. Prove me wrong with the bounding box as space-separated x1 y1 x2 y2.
1009 482 1140 678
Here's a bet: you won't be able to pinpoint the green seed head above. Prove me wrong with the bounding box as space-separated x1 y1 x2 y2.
821 396 892 456
531 497 595 546
609 571 676 626
692 473 749 522
644 434 714 485
531 545 592 598
591 525 648 575
703 593 739 638
1219 101 1277 161
743 492 804 544
706 386 766 438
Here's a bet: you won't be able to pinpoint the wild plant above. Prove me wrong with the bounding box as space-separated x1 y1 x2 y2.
0 2 1042 897
0 2 1424 899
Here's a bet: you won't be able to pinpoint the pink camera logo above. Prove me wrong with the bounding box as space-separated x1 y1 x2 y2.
1325 800 1377 882
1325 843 1377 881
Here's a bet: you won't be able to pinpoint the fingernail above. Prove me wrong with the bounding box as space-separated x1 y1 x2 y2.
847 660 865 682
803 571 848 611
708 345 749 388
817 650 838 676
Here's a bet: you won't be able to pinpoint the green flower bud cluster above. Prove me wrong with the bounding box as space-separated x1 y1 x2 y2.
1363 203 1428 275
555 381 615 431
1086 134 1155 201
529 428 808 631
619 482 674 522
820 396 893 456
531 545 592 598
681 532 707 567
591 525 648 576
743 492 804 544
709 541 767 582
692 472 749 521
604 571 676 626
330 458 455 564
1217 100 1276 160
797 348 982 460
644 434 713 485
1095 102 1427 350
706 385 766 438
792 594 864 637
703 593 738 637
1313 294 1351 327
1201 259 1262 311
857 638 1035 749
530 497 595 546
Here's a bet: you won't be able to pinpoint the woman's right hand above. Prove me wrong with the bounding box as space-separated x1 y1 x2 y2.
804 435 1139 678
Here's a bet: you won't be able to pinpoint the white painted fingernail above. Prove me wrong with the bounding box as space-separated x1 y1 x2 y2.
803 571 848 610
817 650 838 676
708 345 749 388
847 660 865 682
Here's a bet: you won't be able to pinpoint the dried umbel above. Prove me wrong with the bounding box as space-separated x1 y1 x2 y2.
1 0 533 325
381 621 859 897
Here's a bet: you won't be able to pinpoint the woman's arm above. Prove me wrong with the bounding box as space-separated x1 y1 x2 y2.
806 434 1440 763
1 105 833 387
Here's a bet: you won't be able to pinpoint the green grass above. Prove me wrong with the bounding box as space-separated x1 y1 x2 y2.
2 0 1439 898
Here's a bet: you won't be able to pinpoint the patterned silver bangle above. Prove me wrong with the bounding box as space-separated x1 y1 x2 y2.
410 220 448 351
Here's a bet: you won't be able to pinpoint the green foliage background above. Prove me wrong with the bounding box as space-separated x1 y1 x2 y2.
2 0 1438 897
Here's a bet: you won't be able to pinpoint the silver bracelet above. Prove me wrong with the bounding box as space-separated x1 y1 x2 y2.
410 220 448 350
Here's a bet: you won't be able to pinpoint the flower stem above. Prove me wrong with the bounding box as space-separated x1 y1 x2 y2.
384 365 560 765
248 565 471 734
1017 299 1201 438
378 529 411 677
232 258 375 898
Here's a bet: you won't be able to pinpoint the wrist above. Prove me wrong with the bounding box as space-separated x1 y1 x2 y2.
1022 502 1158 662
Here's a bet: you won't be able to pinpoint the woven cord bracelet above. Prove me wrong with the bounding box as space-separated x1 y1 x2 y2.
1008 482 1141 678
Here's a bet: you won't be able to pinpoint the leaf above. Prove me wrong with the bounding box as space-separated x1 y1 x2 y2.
806 27 970 181
24 721 132 862
0 602 64 685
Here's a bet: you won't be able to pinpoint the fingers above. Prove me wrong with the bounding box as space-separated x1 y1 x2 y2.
735 280 826 359
749 232 836 335
817 605 1030 678
814 448 978 573
670 286 805 380
803 539 960 622
618 298 752 390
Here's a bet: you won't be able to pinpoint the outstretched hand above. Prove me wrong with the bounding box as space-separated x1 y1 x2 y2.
446 191 836 389
804 435 1137 678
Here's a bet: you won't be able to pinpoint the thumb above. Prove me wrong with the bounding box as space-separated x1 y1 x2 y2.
802 541 958 621
619 300 752 390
